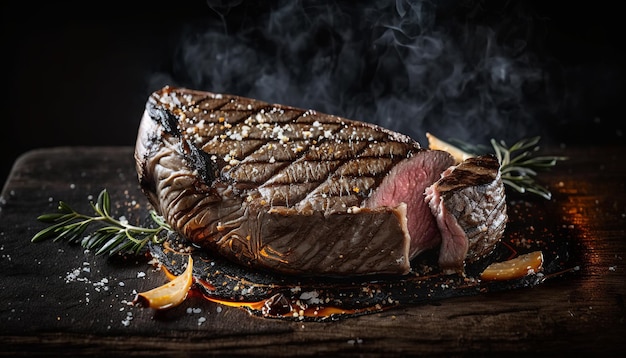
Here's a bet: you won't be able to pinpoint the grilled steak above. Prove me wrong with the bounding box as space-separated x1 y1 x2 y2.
135 86 506 276
425 155 507 274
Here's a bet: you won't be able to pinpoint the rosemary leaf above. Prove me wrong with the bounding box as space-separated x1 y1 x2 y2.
57 201 75 214
31 221 71 242
95 232 126 256
36 212 73 223
96 189 112 217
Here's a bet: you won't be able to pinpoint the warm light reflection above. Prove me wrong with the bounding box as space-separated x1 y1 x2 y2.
196 289 387 320
553 178 599 271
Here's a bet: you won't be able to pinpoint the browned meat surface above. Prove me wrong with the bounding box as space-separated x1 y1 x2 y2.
425 155 507 273
135 86 505 276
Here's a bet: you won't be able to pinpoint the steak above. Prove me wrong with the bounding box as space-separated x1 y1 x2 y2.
135 86 506 276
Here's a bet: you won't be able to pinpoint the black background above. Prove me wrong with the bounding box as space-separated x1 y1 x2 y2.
2 0 624 189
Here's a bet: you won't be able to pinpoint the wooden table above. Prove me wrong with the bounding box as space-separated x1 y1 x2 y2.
1 145 624 356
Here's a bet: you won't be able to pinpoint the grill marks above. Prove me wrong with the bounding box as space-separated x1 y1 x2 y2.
155 88 416 212
434 156 501 192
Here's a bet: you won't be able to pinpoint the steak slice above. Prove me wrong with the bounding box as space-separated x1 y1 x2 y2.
135 86 504 276
425 155 508 274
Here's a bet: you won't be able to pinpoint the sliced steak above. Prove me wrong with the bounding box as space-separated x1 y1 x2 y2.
425 155 507 274
135 86 505 276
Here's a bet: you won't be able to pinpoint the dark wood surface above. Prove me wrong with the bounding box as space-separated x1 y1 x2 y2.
1 145 624 357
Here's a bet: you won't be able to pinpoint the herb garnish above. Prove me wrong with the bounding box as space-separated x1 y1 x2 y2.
31 189 171 256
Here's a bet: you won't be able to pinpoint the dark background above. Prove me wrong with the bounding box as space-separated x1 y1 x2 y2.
2 0 624 189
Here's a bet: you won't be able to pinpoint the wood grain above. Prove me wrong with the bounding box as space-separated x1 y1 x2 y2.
0 145 624 356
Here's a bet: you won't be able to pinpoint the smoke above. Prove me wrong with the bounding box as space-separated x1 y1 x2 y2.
150 0 561 146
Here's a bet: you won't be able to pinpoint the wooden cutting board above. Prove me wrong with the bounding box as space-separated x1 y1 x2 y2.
1 145 624 356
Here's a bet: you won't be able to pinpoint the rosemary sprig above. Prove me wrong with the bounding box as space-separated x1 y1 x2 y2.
451 136 567 200
491 137 567 200
31 189 171 256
